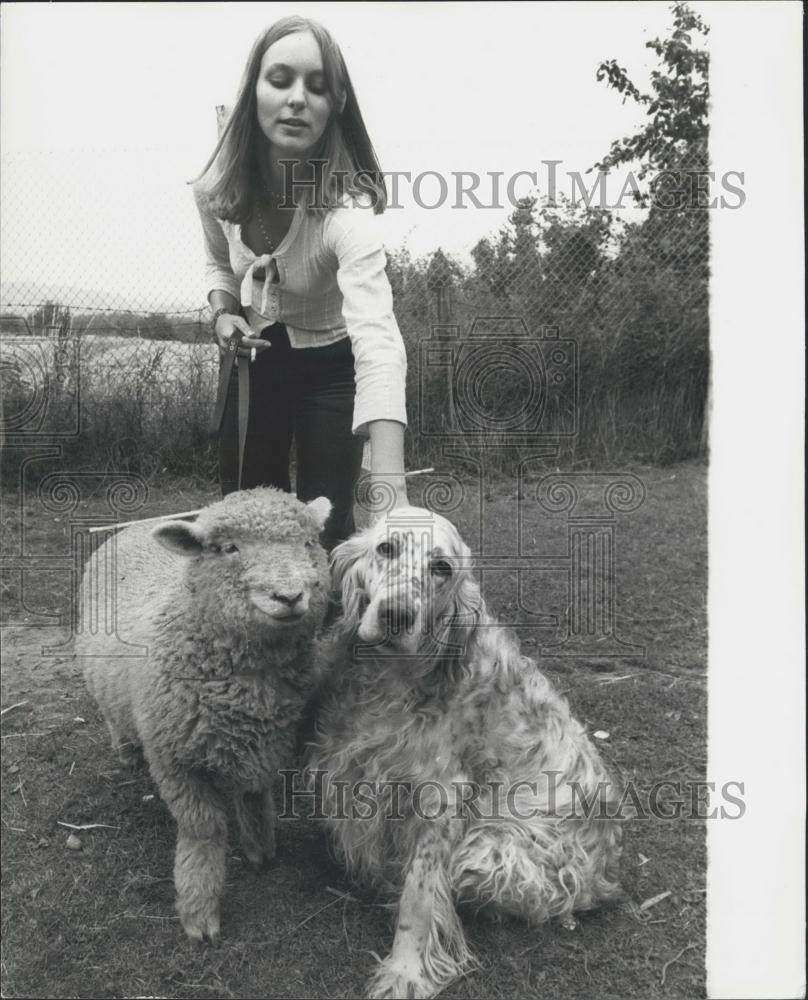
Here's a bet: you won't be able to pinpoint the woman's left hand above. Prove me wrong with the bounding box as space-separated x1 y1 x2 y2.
365 474 409 522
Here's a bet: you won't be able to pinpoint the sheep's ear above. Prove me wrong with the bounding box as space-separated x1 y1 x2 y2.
152 520 205 557
306 496 332 530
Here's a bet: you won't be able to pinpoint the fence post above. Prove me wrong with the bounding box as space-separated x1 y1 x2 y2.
700 378 711 455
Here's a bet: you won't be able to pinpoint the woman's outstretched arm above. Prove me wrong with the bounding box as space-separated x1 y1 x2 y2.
367 418 408 509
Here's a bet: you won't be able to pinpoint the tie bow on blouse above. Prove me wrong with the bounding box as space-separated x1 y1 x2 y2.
240 253 280 322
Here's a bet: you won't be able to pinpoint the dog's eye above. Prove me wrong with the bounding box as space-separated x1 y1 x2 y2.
430 559 452 579
223 542 239 554
376 541 394 558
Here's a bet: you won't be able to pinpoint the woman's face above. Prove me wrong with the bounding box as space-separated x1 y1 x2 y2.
255 31 332 159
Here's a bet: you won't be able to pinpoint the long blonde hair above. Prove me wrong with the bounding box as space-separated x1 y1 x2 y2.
192 16 387 221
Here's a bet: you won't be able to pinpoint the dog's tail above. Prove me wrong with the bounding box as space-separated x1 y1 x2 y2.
449 817 622 924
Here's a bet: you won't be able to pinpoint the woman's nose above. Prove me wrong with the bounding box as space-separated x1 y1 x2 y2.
287 79 306 109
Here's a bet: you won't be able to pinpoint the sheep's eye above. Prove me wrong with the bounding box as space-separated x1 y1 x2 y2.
223 543 239 554
430 559 452 579
376 541 394 558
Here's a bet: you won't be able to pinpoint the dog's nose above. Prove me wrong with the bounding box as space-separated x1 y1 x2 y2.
379 599 418 631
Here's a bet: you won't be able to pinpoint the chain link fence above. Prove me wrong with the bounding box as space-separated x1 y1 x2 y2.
0 146 709 479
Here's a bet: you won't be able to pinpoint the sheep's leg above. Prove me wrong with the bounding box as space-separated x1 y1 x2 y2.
367 822 472 1000
113 734 145 770
97 708 143 769
158 774 228 943
234 788 276 865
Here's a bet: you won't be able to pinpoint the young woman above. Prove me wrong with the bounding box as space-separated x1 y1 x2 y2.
192 16 408 551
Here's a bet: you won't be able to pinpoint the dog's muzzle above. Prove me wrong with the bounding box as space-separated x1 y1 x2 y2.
377 590 421 634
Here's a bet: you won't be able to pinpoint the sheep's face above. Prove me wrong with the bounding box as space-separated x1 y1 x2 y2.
152 491 332 635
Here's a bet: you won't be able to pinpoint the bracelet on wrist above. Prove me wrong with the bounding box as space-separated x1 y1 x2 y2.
210 307 232 339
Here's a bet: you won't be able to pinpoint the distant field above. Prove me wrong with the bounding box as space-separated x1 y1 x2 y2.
1 333 218 389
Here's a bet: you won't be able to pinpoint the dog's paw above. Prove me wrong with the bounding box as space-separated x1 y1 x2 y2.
366 958 439 999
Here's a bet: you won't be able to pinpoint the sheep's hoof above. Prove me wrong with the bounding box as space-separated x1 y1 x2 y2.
241 836 276 867
115 741 145 770
243 847 276 868
180 908 220 944
242 845 262 866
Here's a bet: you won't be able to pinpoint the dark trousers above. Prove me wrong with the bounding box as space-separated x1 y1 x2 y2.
218 323 364 552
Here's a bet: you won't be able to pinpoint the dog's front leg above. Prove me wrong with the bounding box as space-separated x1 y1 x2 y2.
367 821 471 1000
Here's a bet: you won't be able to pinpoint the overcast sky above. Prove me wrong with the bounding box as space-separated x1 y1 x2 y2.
2 0 699 311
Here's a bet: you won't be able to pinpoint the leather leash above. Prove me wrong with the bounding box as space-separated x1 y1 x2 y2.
210 334 251 490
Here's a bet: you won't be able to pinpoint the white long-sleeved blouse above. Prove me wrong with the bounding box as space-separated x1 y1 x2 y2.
194 190 407 438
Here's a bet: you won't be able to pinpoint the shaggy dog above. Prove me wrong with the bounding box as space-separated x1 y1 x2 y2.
306 506 622 999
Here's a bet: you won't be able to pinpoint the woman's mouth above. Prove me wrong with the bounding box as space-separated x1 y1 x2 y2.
280 118 308 129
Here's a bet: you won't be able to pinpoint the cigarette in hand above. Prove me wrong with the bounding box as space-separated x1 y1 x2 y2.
250 348 257 363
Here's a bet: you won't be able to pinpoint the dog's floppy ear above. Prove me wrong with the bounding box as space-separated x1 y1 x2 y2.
428 534 484 673
330 533 370 630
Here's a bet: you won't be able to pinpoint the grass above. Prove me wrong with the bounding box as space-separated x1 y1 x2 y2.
0 459 707 999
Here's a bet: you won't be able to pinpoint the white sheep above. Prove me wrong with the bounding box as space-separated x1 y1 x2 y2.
80 486 332 942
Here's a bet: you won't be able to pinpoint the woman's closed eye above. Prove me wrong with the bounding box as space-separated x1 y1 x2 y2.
266 70 327 96
306 74 327 96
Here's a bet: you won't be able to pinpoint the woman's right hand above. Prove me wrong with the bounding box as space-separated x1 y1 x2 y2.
214 313 272 358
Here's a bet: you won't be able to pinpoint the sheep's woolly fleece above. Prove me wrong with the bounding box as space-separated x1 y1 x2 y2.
194 487 325 545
